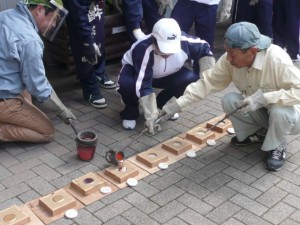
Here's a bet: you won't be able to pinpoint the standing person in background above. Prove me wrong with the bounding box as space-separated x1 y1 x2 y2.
117 18 215 132
0 0 76 142
121 0 173 43
62 0 116 109
273 0 300 61
170 0 221 51
231 0 273 38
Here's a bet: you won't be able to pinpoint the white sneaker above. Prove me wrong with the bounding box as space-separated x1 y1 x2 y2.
169 113 179 121
122 120 136 130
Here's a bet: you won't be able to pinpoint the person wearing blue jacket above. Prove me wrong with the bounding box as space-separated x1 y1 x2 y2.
117 18 215 133
62 0 116 109
0 0 76 142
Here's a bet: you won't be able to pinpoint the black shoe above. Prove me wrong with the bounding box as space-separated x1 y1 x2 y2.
85 94 107 109
231 133 265 146
264 144 286 171
96 75 116 89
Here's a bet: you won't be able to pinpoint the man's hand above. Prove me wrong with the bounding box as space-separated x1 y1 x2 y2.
249 0 259 6
139 93 159 135
43 91 77 124
158 97 182 123
156 0 174 16
236 90 268 114
133 28 146 40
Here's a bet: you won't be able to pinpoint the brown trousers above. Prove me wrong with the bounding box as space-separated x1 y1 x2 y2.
0 92 54 142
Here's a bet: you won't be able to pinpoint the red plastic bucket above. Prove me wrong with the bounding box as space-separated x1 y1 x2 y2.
76 130 98 161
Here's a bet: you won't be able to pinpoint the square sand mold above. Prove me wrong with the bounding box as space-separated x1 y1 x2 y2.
0 205 43 225
65 172 119 205
27 189 84 224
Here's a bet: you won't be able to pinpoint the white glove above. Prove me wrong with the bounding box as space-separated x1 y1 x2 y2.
42 91 77 124
236 90 268 114
139 93 160 135
93 43 101 56
249 0 259 6
198 56 215 77
133 28 146 40
158 97 182 123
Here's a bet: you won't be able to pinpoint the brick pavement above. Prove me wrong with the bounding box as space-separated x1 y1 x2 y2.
1 22 300 225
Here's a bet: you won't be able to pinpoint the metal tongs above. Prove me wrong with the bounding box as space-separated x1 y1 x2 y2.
105 120 162 165
204 106 243 133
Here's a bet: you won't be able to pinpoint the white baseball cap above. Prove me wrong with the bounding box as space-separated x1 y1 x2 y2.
152 18 181 54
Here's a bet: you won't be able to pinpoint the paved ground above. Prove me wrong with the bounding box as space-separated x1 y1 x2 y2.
1 21 300 225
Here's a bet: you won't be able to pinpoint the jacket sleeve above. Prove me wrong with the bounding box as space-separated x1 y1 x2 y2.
62 0 94 45
122 0 143 31
131 40 155 98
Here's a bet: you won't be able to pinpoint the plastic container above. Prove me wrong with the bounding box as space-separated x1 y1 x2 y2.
76 130 98 161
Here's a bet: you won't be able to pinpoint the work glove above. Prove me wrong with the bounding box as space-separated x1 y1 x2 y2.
155 0 174 16
133 28 146 40
139 93 160 135
217 0 232 22
249 0 259 6
158 97 182 123
236 90 268 114
42 90 77 124
198 56 215 77
81 43 100 65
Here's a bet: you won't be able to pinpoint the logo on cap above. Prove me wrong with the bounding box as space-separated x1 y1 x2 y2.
167 34 177 40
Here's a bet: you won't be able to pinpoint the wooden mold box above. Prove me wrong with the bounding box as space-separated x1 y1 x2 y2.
186 126 215 145
206 116 232 133
39 189 77 217
136 148 169 168
0 205 30 225
70 172 105 196
104 162 139 183
162 137 193 155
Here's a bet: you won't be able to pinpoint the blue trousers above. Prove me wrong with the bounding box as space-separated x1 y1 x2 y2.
273 0 300 59
232 0 273 38
171 0 218 51
117 65 198 120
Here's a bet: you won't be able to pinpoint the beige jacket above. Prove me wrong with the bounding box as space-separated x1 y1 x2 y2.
177 44 300 109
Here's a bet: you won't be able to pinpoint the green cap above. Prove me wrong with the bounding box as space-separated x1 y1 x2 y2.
24 0 52 8
224 22 271 50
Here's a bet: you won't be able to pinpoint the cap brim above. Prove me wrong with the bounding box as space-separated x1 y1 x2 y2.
257 34 271 49
157 40 181 54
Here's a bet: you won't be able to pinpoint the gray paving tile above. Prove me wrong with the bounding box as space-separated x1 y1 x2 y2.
176 178 211 199
26 176 56 196
32 164 61 181
233 209 272 225
206 201 241 224
150 200 186 224
0 183 30 203
100 187 134 205
94 199 132 222
222 218 244 225
73 208 103 225
51 170 84 189
277 180 300 198
223 166 257 184
0 151 20 167
262 202 295 224
226 179 262 199
256 186 288 207
150 185 185 206
178 193 214 215
123 207 160 225
103 216 131 225
1 170 36 188
131 180 160 198
38 152 66 168
150 171 184 191
201 172 232 192
8 158 42 174
124 192 159 214
178 208 216 225
203 186 236 207
230 193 268 216
251 173 282 192
163 217 189 225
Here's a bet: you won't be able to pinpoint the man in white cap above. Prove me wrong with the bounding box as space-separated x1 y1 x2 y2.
117 18 215 134
160 22 300 171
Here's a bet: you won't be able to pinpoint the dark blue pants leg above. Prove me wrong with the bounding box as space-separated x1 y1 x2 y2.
171 0 217 50
273 0 300 59
117 65 140 120
142 0 161 33
153 67 198 109
232 0 273 38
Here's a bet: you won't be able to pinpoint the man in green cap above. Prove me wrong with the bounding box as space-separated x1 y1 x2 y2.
160 22 300 172
0 0 76 142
